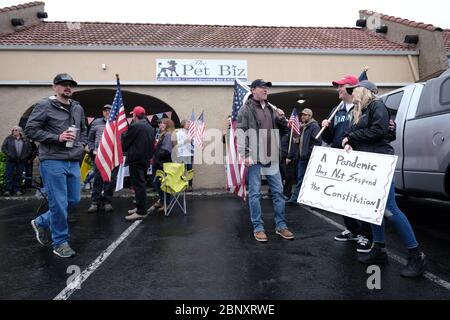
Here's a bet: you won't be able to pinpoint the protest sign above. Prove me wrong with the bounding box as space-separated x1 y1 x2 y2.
298 146 397 225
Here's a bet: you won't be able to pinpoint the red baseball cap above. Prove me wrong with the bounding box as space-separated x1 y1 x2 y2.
130 106 145 116
332 75 358 87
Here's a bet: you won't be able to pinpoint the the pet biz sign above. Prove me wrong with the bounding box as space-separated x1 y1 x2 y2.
298 147 398 225
156 59 247 82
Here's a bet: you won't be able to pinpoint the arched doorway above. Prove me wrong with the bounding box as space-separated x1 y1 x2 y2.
19 89 180 129
269 88 339 121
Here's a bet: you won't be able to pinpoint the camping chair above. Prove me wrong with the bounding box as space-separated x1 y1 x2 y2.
155 162 194 216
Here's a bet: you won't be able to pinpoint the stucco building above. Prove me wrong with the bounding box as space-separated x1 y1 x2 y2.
1 2 449 189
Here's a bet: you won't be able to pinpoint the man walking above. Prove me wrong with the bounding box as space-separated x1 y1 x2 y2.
26 73 87 258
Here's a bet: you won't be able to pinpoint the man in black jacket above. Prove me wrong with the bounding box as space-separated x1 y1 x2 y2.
1 126 32 196
122 106 155 221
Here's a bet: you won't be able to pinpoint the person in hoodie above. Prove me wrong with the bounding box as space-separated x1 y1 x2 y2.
285 108 321 205
25 73 87 258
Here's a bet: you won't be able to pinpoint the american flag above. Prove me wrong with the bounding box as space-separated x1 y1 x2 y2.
194 111 205 147
95 76 128 182
225 79 251 200
288 108 300 136
187 110 196 141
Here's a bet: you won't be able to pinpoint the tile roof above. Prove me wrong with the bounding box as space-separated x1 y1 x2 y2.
0 1 43 13
0 21 412 52
359 10 444 32
444 30 450 52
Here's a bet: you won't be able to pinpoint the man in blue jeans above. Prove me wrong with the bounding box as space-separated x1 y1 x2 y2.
25 73 87 258
237 79 294 242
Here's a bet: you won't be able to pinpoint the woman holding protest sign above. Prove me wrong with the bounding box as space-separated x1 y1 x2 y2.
342 80 426 278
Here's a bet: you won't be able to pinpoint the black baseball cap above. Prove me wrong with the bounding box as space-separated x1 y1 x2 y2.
250 79 272 89
346 80 378 94
53 73 78 86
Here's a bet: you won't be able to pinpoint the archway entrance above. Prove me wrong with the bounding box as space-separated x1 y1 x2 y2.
269 87 339 121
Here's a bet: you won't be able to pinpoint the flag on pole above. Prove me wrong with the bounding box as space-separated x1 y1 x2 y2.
359 68 368 81
288 108 300 136
194 111 205 147
187 110 196 140
95 75 128 182
225 79 251 200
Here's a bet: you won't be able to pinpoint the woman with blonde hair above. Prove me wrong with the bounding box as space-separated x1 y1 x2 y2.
148 118 175 213
342 80 426 278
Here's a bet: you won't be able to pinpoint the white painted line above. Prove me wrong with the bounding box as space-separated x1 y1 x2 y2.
304 206 450 292
54 220 142 300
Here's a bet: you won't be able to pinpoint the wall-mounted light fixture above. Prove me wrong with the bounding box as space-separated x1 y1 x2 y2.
11 18 24 27
404 35 419 44
37 12 48 19
356 19 367 28
101 64 107 70
376 25 388 34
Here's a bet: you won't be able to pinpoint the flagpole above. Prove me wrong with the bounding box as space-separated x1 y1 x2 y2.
288 125 294 155
314 106 340 140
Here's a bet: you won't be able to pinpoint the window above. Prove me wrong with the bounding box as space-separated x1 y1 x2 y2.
384 91 404 120
440 77 450 105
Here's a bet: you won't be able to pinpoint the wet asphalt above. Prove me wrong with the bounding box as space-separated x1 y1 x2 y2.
1 192 450 300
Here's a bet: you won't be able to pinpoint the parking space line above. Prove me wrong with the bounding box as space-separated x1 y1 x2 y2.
54 220 143 300
305 206 450 292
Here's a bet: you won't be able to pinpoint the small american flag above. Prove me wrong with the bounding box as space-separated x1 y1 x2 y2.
187 110 196 141
225 79 250 200
95 76 128 182
288 108 300 136
194 111 205 147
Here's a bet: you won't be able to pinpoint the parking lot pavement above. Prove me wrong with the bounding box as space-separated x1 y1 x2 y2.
1 195 450 300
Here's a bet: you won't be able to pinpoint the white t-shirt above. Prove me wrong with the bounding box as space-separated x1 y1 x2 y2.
176 129 192 157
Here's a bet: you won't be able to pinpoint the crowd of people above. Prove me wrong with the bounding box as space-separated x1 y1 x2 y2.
1 72 426 278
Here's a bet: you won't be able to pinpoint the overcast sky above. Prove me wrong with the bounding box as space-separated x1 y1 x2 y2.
2 0 450 28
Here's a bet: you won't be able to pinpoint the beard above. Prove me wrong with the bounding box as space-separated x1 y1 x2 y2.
61 91 72 100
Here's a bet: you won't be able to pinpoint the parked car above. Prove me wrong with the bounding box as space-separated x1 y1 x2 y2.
381 68 450 199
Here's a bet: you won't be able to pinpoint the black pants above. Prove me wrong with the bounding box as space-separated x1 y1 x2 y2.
343 216 373 240
91 163 117 205
129 161 148 215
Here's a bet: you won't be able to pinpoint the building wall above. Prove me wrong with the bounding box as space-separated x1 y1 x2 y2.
0 50 417 189
0 50 417 84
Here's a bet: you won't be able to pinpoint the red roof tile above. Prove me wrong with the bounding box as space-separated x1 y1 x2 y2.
0 1 43 13
444 30 450 51
359 10 443 32
0 21 412 51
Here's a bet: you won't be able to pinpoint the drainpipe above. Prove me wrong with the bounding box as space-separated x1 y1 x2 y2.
407 55 420 82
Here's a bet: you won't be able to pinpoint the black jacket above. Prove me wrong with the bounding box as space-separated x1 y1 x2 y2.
345 99 394 155
1 135 32 162
122 119 155 165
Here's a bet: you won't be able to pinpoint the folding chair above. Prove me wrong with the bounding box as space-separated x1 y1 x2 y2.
155 162 194 216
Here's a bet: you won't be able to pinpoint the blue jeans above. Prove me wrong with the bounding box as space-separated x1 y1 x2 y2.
288 159 309 202
5 160 25 193
247 163 287 233
35 160 81 247
371 181 419 249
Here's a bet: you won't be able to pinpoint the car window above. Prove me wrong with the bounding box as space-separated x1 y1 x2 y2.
440 77 450 106
384 91 404 120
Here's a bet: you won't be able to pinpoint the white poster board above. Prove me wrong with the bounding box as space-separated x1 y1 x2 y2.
298 146 397 225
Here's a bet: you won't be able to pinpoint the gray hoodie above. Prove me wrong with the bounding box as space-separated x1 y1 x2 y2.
25 96 87 161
